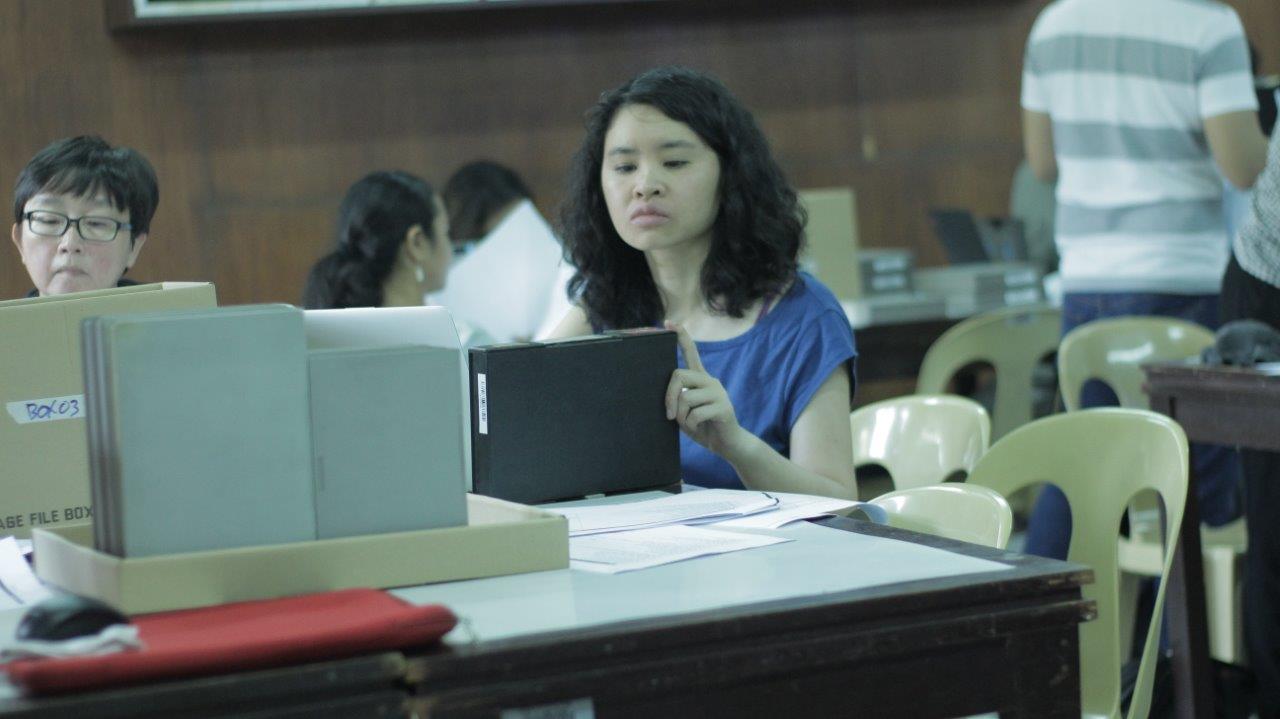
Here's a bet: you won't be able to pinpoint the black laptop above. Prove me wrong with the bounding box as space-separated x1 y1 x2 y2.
468 329 681 505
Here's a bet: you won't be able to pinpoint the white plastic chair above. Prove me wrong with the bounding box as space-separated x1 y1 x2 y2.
869 484 1012 549
968 409 1188 718
849 394 990 494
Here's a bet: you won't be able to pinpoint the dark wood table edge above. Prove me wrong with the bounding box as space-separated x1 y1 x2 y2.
409 517 1094 684
0 651 408 718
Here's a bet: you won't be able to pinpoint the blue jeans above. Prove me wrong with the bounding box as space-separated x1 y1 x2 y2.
1023 292 1244 560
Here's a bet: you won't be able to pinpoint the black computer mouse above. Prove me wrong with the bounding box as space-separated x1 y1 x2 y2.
15 594 129 641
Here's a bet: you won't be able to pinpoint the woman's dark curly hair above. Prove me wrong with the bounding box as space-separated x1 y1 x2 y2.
303 171 439 309
559 66 805 330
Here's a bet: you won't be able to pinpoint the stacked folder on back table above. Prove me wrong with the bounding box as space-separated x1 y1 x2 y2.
913 262 1043 317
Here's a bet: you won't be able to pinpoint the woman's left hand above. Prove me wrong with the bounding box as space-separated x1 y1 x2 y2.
664 322 753 460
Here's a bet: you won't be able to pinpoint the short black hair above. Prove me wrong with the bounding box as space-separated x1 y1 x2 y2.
303 170 440 310
558 66 804 330
12 136 159 244
442 161 533 244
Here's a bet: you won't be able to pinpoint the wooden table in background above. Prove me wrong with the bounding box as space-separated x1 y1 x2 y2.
1144 362 1280 719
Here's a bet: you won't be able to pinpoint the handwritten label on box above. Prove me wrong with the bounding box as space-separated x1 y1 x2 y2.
6 395 85 425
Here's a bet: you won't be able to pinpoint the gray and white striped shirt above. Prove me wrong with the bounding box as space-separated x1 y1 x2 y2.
1022 0 1257 294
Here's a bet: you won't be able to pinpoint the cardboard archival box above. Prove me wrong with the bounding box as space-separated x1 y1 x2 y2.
33 494 568 615
0 283 217 539
799 188 861 299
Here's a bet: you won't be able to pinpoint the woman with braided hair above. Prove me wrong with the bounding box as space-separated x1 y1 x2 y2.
303 171 452 310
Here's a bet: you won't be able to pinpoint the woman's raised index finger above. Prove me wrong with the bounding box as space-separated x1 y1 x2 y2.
665 321 705 372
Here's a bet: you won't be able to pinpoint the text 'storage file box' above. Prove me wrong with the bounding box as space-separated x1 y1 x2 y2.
84 304 316 557
308 345 468 539
469 329 680 505
0 283 216 539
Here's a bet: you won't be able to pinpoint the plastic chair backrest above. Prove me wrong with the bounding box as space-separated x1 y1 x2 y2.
849 394 990 491
916 305 1061 440
1058 316 1214 411
869 484 1012 548
967 409 1188 719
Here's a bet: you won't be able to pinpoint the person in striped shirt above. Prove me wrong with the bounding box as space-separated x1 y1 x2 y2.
1019 1 1268 559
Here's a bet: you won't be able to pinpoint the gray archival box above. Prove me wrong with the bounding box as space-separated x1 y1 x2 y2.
308 345 467 539
84 305 317 557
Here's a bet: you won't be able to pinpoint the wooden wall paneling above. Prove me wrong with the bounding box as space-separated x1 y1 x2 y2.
14 0 1274 305
1227 0 1280 73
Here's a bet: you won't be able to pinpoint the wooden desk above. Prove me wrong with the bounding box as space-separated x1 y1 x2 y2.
1144 363 1280 719
0 519 1093 718
0 652 409 718
405 518 1092 718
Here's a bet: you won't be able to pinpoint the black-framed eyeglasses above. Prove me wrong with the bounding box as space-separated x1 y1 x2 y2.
22 210 132 243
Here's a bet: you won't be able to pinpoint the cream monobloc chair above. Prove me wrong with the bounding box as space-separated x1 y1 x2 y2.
967 409 1188 719
869 484 1012 549
916 304 1061 441
1058 316 1246 665
1058 316 1213 411
849 394 990 495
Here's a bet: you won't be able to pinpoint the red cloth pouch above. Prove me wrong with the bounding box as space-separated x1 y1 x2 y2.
4 588 456 695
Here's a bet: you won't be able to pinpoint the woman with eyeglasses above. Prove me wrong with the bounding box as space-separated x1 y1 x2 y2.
11 136 157 297
547 67 858 498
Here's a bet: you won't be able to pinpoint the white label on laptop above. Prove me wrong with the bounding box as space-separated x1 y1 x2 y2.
477 373 489 435
6 395 85 425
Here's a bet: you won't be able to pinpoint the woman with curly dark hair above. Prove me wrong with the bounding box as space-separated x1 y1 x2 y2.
548 67 858 497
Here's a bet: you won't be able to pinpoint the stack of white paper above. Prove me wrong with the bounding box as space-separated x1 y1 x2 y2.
711 491 867 529
570 526 790 574
547 490 780 536
426 200 566 343
0 537 50 607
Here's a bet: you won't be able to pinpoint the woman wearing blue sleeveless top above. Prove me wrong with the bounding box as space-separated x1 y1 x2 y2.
547 67 858 498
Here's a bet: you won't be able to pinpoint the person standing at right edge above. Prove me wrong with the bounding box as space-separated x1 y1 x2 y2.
1223 127 1280 719
1019 0 1268 560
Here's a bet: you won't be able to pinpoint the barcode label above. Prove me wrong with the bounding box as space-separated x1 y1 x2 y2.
477 373 488 435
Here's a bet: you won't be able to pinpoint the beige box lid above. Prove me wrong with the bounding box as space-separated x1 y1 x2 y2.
34 493 568 615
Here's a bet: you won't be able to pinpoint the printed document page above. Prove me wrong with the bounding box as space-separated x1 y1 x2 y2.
0 537 50 607
548 490 779 536
710 491 867 529
570 525 790 574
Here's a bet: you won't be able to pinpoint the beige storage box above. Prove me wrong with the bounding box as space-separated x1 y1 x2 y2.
0 282 217 538
799 188 861 299
33 494 568 615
